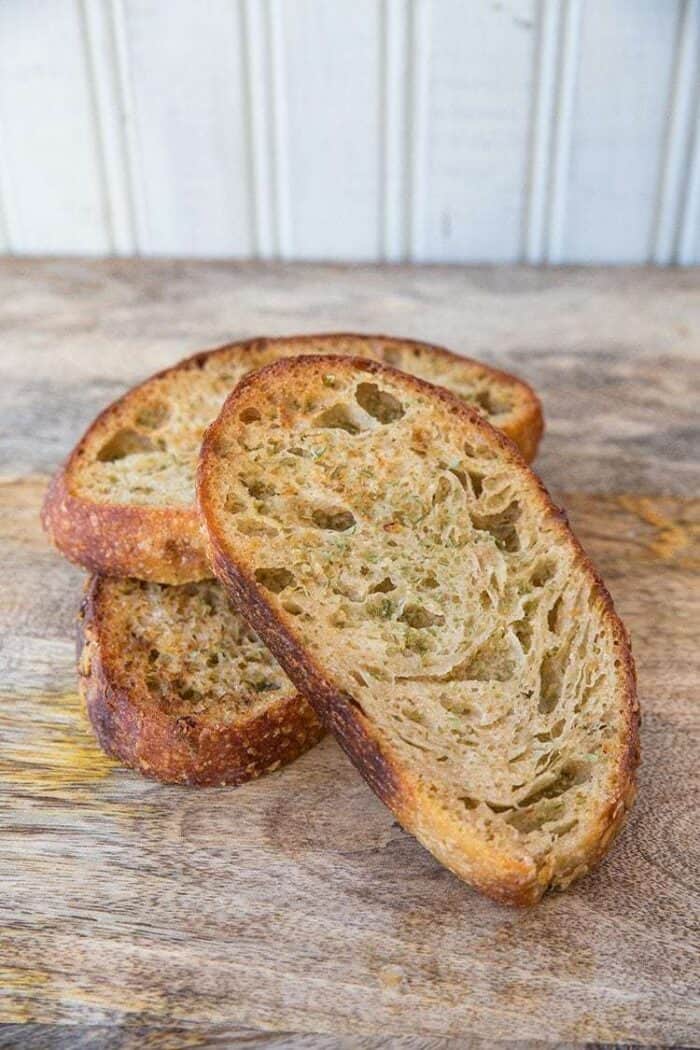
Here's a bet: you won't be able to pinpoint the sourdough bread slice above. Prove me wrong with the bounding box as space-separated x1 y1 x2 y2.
78 575 322 785
198 355 638 905
42 334 542 584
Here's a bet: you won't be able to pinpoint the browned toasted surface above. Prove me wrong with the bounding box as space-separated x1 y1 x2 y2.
41 334 542 583
78 575 323 786
198 355 638 905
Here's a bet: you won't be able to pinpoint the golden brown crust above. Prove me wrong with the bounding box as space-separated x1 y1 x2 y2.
198 354 638 905
43 472 209 584
42 334 543 583
77 576 324 787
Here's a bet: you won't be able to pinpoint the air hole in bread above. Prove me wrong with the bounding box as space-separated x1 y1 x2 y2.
552 818 579 838
519 761 590 810
351 670 368 688
548 595 563 632
135 402 170 429
236 518 279 538
550 718 565 738
179 685 202 702
240 475 276 499
532 560 556 587
512 617 533 654
355 382 405 424
460 635 515 682
535 747 558 769
399 604 445 629
420 574 439 590
249 678 281 693
474 389 496 414
507 799 566 834
97 429 156 462
472 501 521 552
282 599 303 616
401 706 426 725
475 389 510 415
538 651 562 713
449 467 467 490
468 472 484 498
311 507 356 531
369 576 395 594
315 403 367 434
240 407 261 423
463 438 495 461
484 800 514 815
255 567 295 593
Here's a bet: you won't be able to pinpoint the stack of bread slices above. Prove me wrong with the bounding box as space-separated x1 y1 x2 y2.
43 333 639 905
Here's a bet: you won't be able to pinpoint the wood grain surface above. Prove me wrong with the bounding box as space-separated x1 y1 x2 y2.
1 261 698 1048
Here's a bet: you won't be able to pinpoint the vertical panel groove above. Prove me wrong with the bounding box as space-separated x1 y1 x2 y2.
652 0 700 265
678 84 700 264
109 0 148 253
407 0 431 262
78 0 114 252
241 0 275 258
546 0 582 264
78 0 136 254
524 0 562 263
267 0 289 259
0 12 20 252
0 114 16 253
268 0 291 259
381 0 409 262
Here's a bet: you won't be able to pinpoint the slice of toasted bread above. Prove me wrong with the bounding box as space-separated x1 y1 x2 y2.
77 575 322 785
42 334 543 584
197 355 638 905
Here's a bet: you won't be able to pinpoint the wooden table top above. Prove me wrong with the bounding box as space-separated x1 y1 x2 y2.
1 260 698 1049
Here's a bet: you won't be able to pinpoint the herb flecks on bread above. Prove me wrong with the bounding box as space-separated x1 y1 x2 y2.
78 575 322 786
198 355 638 905
42 334 543 583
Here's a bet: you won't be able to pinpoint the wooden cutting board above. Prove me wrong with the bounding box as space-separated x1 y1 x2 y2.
1 261 698 1049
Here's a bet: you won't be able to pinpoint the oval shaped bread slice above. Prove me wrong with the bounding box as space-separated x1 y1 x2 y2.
42 334 543 584
198 355 638 905
78 575 322 785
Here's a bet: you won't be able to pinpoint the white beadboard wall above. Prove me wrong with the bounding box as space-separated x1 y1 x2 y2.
0 0 699 263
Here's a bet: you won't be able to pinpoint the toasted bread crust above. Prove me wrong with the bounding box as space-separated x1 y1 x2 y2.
198 355 638 905
77 576 324 786
44 471 208 584
42 334 543 583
